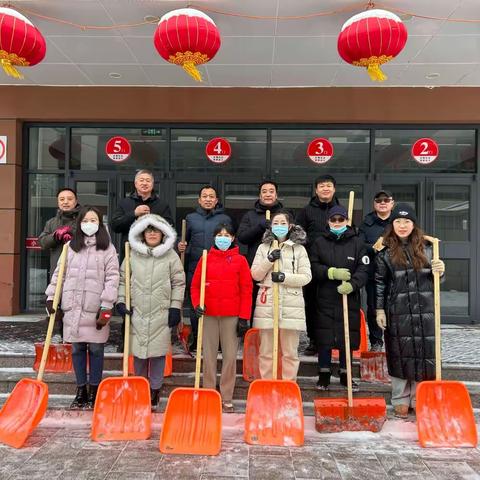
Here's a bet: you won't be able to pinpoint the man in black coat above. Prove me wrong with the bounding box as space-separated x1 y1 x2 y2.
296 174 340 355
177 185 233 351
359 190 394 352
111 169 174 253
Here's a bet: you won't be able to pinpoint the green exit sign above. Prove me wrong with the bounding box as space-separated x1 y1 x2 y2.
141 129 162 136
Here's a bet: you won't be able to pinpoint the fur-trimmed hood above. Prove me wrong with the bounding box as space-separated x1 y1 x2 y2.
261 224 307 246
128 214 177 257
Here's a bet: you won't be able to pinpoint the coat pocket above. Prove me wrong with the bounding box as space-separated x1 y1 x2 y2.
61 290 75 312
83 290 102 313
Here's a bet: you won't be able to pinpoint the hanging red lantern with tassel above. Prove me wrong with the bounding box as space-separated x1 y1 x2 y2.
153 8 221 82
337 9 407 82
0 7 46 79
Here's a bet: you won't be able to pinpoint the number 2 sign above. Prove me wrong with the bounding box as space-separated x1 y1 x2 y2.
307 138 334 164
411 138 439 165
206 138 231 164
105 136 131 162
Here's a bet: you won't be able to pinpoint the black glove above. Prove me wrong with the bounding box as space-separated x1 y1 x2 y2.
267 249 281 263
194 305 206 317
46 300 55 315
271 271 285 283
116 303 133 319
237 318 250 337
168 308 182 328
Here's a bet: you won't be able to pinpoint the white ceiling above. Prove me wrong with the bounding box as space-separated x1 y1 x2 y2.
3 0 480 87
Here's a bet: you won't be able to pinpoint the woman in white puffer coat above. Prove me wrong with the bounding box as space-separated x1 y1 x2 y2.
117 214 185 408
251 210 311 381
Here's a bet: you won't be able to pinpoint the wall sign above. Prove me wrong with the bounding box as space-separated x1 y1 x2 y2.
205 138 231 164
0 136 7 164
25 237 41 250
105 136 131 162
307 138 334 164
411 138 439 165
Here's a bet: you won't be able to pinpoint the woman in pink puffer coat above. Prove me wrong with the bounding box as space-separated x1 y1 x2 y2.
46 206 119 410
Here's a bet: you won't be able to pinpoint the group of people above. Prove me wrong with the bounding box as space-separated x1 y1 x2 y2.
40 169 445 418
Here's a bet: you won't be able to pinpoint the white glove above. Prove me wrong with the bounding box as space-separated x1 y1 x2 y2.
431 259 445 276
376 309 387 330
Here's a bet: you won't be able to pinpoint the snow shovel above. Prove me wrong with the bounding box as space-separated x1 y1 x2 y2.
315 191 386 433
160 250 222 456
0 243 69 448
244 240 304 447
416 237 477 448
33 342 73 374
333 309 368 360
91 242 151 442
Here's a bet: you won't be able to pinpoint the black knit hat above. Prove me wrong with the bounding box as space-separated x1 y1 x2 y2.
391 203 417 224
327 205 348 219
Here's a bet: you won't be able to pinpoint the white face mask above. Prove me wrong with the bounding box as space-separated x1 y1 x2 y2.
81 222 99 236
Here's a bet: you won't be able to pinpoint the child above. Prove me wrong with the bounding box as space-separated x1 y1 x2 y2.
117 214 185 409
46 206 119 409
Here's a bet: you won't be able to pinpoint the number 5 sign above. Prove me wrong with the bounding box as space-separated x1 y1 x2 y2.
411 138 439 165
105 136 131 162
307 138 334 164
206 138 231 164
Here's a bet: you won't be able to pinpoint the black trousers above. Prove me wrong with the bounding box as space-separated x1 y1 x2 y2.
365 280 384 347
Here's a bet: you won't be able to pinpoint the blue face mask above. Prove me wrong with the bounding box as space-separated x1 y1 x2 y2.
215 236 232 251
330 225 348 236
271 225 289 239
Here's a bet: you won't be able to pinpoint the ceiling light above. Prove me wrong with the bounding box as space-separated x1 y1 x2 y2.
425 72 440 80
144 15 159 23
109 72 122 79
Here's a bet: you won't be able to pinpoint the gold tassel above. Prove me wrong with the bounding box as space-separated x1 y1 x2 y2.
182 62 203 82
0 59 24 79
367 63 387 82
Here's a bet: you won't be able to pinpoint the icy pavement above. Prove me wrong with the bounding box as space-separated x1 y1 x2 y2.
0 413 479 480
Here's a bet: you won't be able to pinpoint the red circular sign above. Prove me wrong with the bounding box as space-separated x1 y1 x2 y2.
205 138 231 164
307 138 334 164
411 138 439 165
105 136 131 162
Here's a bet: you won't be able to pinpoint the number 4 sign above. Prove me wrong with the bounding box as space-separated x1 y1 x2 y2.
206 138 231 164
411 138 439 165
307 138 334 164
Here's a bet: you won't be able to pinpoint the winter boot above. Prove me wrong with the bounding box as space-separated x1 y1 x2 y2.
189 335 198 353
150 388 161 410
85 384 99 409
304 339 317 356
70 385 88 410
339 372 359 392
315 371 331 391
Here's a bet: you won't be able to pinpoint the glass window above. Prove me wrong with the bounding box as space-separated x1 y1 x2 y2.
441 259 469 316
278 184 312 218
171 129 267 173
28 127 67 169
434 185 469 242
26 174 64 310
175 183 204 232
374 130 476 173
271 130 370 175
76 181 110 226
381 184 418 213
71 128 167 171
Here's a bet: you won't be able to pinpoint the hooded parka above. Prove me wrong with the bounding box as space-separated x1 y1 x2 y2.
251 226 312 331
375 241 436 382
117 214 186 359
310 227 369 349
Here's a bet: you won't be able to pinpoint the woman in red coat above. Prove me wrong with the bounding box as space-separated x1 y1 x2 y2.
191 223 253 413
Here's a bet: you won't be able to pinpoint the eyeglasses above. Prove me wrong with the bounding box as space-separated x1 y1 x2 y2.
145 227 160 233
329 216 346 223
374 197 392 204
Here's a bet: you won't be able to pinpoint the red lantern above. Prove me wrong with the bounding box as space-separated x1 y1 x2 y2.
0 7 46 79
337 9 407 82
153 8 221 82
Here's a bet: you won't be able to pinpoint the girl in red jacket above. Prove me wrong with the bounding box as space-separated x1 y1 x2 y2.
191 223 253 413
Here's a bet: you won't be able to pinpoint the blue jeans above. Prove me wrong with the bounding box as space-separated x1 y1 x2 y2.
133 356 166 390
72 342 105 387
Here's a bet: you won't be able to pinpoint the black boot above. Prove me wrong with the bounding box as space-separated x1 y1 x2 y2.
70 385 88 410
339 372 359 391
189 335 197 353
316 371 331 391
150 388 160 410
304 340 317 356
86 384 99 409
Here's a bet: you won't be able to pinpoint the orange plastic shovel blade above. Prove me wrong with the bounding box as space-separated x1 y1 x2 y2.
360 352 390 383
314 397 386 433
0 378 48 448
33 343 73 373
333 309 367 359
159 387 222 455
244 379 304 446
416 380 478 448
128 353 172 377
91 376 152 441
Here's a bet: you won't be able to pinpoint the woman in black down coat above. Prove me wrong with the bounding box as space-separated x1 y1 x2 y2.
375 203 445 418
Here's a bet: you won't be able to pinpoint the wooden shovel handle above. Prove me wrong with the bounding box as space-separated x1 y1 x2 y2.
272 239 280 380
38 243 69 381
432 237 442 381
194 250 208 389
123 242 131 377
180 219 187 266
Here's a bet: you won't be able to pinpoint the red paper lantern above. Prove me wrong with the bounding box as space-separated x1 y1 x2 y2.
153 8 221 82
337 9 407 82
0 7 46 79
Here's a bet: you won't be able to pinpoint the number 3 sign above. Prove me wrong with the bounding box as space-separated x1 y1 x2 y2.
307 138 334 164
206 138 231 164
105 136 131 162
411 138 439 165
